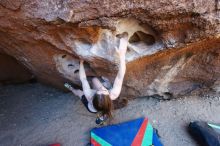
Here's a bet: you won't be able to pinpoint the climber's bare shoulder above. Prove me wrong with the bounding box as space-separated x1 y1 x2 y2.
109 82 121 100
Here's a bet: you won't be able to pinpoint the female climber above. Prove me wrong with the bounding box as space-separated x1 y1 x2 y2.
64 33 128 124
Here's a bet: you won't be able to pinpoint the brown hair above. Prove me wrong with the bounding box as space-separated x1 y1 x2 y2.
93 93 113 118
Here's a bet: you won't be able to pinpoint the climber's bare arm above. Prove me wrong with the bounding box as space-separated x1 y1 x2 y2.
71 88 84 98
110 34 128 100
64 83 84 98
79 60 95 100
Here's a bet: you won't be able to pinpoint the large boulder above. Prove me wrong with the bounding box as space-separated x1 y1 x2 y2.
0 50 33 84
0 0 219 99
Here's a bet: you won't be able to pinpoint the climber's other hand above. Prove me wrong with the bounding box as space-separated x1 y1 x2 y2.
80 59 84 65
117 32 128 57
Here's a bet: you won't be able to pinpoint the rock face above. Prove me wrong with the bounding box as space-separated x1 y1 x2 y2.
0 0 219 99
0 51 33 85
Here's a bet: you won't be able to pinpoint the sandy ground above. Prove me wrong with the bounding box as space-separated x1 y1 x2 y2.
0 83 220 146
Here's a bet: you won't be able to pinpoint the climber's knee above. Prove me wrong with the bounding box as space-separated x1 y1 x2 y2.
92 77 104 90
92 77 99 84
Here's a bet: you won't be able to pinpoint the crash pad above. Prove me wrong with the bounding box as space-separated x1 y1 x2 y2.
90 117 163 146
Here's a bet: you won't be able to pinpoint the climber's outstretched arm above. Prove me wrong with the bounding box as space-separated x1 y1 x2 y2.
64 83 84 98
79 60 95 100
110 34 128 100
70 88 84 98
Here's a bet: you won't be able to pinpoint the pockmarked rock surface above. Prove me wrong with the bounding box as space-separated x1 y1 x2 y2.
0 0 219 99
